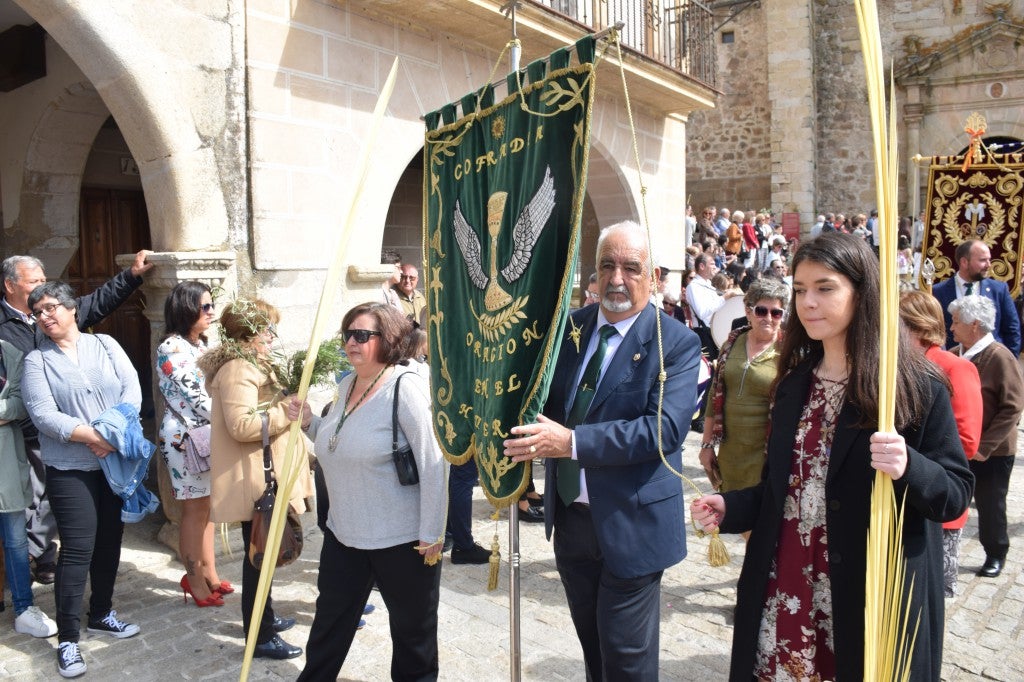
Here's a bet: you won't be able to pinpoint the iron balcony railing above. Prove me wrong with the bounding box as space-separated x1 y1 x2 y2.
529 0 717 88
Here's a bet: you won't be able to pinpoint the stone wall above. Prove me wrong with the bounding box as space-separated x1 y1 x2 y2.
685 3 771 215
686 0 1024 236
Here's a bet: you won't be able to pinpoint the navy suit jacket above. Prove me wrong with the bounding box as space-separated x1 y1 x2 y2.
933 276 1021 356
542 304 702 579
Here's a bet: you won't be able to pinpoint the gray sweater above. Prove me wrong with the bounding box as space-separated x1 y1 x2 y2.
307 365 446 549
23 334 142 471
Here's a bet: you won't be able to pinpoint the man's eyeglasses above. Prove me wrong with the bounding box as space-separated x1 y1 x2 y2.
201 303 215 313
750 305 785 320
399 275 418 281
31 303 61 319
344 329 382 344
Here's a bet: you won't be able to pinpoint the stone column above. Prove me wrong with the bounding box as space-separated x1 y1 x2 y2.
766 0 817 234
903 87 924 219
115 251 236 554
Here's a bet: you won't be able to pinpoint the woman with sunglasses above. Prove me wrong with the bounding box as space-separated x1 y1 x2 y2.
156 281 228 607
199 298 313 660
287 302 446 681
692 233 972 680
699 278 789 495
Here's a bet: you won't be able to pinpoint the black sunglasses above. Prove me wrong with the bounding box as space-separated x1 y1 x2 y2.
751 305 785 320
201 303 215 313
344 329 381 344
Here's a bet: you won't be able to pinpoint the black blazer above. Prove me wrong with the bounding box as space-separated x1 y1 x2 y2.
720 363 973 681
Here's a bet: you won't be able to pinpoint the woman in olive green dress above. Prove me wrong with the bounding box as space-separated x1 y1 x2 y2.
700 278 789 492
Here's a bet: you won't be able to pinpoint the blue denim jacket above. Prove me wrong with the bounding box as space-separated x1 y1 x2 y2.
91 403 160 523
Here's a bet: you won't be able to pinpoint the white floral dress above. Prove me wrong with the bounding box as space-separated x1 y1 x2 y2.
157 335 211 499
754 373 847 681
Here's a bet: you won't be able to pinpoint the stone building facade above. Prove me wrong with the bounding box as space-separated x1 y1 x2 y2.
0 0 715 522
686 0 1024 233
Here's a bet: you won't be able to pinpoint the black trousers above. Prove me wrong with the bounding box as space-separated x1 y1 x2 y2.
46 467 124 643
240 521 277 645
970 455 1015 560
553 501 662 682
298 529 441 682
26 437 59 564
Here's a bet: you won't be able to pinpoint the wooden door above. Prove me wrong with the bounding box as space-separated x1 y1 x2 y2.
68 188 154 417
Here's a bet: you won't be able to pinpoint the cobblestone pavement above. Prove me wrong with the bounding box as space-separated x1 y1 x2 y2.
2 427 1022 680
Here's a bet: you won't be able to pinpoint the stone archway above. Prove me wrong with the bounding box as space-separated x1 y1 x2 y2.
14 0 236 253
10 81 109 272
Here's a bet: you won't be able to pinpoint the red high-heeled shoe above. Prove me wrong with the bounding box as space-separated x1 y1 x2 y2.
212 580 235 595
180 575 224 607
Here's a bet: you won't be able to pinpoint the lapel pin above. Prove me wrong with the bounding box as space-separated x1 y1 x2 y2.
632 353 641 361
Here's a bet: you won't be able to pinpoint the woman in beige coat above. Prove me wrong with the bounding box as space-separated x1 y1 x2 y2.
199 298 312 661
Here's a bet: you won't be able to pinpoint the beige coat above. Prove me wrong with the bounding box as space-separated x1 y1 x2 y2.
206 357 312 523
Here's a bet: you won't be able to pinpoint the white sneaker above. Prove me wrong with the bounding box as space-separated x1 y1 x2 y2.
14 605 58 638
57 641 87 678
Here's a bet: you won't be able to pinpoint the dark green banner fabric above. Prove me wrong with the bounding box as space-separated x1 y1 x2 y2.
423 37 596 505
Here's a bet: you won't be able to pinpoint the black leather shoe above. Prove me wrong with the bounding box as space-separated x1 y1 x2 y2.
451 542 491 564
443 536 453 553
518 504 545 523
271 615 295 633
977 557 1004 578
253 635 302 660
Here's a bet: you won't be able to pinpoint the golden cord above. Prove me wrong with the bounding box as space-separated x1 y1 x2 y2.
608 31 728 567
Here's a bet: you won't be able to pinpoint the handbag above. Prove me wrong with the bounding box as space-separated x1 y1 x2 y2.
248 413 304 570
164 399 212 475
391 373 419 486
180 423 212 475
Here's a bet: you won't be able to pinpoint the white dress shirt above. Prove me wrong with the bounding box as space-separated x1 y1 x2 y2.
568 307 643 504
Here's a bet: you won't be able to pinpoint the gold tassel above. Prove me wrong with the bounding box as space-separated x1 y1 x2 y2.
707 529 730 567
487 534 501 591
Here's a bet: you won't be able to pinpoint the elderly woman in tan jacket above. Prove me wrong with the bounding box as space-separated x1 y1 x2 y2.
198 298 312 661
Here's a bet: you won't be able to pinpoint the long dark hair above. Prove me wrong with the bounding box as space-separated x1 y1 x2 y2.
162 281 212 343
775 233 942 430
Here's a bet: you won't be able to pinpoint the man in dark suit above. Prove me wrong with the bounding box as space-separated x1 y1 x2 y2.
505 221 701 680
932 240 1021 355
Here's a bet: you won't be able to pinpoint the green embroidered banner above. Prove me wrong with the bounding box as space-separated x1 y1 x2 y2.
423 37 596 505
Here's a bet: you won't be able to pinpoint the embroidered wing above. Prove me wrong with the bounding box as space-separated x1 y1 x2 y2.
501 166 556 283
453 199 488 290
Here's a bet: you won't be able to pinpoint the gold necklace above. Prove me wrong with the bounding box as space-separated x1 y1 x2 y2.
328 365 390 452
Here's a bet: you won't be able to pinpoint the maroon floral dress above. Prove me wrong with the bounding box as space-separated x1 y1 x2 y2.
753 373 848 681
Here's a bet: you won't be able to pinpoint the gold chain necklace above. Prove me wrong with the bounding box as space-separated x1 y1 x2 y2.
328 365 390 452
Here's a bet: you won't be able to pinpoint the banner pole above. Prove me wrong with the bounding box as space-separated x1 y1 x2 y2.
509 505 522 682
506 11 522 682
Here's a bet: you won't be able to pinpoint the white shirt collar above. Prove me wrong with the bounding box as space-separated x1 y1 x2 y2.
963 332 995 360
2 297 32 324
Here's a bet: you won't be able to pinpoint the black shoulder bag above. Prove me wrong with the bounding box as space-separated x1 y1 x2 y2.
391 372 419 486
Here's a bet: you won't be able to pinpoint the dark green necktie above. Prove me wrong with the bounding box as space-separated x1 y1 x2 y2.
965 282 974 295
557 324 617 506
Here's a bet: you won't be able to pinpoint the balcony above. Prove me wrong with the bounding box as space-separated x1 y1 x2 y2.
357 0 717 116
528 0 717 90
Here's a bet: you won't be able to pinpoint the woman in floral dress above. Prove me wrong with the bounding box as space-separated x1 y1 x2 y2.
157 281 229 607
692 233 973 681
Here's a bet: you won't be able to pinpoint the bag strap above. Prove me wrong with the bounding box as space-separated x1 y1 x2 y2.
260 413 275 487
392 371 406 454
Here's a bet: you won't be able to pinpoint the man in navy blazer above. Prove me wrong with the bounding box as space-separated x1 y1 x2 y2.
506 222 701 680
932 240 1020 356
